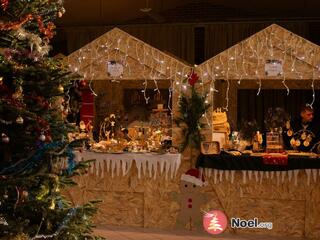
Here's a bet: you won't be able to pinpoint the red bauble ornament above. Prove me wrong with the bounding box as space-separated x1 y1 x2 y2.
1 0 8 11
188 70 199 87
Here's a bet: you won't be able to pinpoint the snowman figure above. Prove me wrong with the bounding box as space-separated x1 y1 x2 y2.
173 168 208 231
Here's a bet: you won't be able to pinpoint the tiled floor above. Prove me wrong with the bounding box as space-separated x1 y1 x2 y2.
94 226 307 240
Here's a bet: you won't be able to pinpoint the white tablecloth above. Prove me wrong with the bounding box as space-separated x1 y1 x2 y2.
74 151 181 179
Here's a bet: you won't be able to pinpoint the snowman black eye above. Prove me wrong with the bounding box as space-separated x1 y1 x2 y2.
185 184 188 188
193 185 196 188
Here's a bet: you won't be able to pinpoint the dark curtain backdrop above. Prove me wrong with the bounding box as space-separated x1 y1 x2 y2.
61 22 309 64
204 22 309 59
64 24 194 63
237 89 320 131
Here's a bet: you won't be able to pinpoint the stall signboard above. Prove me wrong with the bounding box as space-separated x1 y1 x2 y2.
107 60 124 77
265 60 283 76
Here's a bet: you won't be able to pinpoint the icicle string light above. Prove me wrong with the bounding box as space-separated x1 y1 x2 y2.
65 26 320 137
223 50 230 111
88 80 97 96
308 69 316 108
65 28 192 108
282 35 290 96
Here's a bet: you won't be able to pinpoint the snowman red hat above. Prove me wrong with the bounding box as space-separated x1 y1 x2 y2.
181 168 206 186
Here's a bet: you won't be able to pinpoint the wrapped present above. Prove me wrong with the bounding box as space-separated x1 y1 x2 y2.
262 153 288 165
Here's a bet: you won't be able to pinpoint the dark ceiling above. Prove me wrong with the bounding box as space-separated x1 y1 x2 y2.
52 0 320 62
57 0 320 27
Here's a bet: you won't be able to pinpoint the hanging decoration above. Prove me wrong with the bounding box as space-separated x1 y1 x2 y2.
13 27 50 56
35 15 55 40
64 27 191 111
197 24 320 135
0 14 33 31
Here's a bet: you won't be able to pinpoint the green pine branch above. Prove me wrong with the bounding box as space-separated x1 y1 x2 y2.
175 87 210 152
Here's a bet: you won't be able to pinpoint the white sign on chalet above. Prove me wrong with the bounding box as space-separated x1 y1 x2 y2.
265 60 283 77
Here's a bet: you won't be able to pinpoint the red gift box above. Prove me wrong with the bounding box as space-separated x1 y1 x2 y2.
262 154 288 166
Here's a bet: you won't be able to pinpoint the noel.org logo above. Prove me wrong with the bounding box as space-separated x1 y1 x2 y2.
203 210 273 235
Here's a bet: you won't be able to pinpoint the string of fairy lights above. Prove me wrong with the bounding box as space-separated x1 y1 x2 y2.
198 24 320 115
65 25 320 133
65 28 192 118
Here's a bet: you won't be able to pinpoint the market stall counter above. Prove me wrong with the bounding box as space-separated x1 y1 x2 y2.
196 151 320 185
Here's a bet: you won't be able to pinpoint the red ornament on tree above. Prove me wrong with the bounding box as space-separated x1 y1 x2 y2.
1 0 8 11
188 70 199 87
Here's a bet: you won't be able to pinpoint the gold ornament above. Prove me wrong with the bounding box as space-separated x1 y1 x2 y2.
307 135 313 142
16 116 24 124
285 121 291 129
290 138 296 146
304 141 310 147
295 139 301 146
0 77 3 85
49 200 55 210
287 129 293 137
301 132 307 140
57 6 66 17
58 84 64 93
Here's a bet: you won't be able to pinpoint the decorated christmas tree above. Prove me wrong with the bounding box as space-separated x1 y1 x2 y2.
175 70 210 152
0 1 102 239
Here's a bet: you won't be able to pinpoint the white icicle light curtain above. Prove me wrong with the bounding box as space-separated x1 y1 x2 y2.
64 27 191 82
74 151 181 180
200 168 319 186
196 23 320 133
197 23 320 82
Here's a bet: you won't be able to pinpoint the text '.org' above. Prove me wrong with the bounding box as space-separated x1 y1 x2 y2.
230 218 273 230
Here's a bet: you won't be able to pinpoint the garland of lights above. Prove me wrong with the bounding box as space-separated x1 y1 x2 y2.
65 25 320 134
